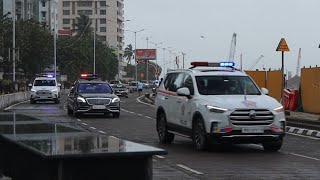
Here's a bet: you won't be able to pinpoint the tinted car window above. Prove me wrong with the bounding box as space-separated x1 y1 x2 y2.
77 83 112 93
34 80 56 86
195 76 261 95
169 73 184 92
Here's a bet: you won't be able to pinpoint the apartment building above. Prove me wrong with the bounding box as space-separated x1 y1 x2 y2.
34 0 59 33
57 0 126 79
2 0 36 20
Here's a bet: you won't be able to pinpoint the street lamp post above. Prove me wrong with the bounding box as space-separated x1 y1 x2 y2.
12 0 16 90
150 41 163 80
126 29 145 81
53 0 57 77
145 37 151 82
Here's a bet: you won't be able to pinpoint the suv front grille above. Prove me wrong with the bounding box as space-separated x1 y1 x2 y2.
229 109 274 126
36 90 52 95
86 98 111 105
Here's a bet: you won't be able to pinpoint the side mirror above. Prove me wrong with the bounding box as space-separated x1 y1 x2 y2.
28 84 32 87
177 87 192 99
261 88 269 95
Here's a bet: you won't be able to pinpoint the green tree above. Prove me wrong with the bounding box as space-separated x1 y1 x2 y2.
124 44 133 64
73 14 93 36
57 35 117 82
0 18 53 81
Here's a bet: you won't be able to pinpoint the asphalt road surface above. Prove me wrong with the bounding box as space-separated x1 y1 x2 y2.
5 91 320 180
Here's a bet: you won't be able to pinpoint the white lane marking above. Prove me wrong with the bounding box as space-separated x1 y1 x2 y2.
290 153 320 161
307 130 314 136
4 100 30 110
136 96 155 107
144 116 154 119
90 127 97 130
137 114 143 116
98 131 106 134
176 164 204 175
77 119 81 122
81 123 88 126
316 132 320 137
155 155 165 159
286 132 320 140
288 127 295 133
297 129 304 134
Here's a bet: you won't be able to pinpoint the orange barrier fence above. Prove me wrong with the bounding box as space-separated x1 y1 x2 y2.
300 67 320 113
246 70 282 102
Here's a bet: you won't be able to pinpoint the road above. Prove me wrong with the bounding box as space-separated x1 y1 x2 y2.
5 91 320 180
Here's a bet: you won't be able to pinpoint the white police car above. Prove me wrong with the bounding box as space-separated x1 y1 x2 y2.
29 75 61 104
155 62 285 151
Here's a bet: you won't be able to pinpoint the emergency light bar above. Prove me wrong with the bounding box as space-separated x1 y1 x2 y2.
190 62 235 67
80 73 99 79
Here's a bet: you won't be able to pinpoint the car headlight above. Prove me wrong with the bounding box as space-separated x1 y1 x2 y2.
206 105 228 113
273 106 284 112
112 97 120 103
31 89 36 92
77 97 86 103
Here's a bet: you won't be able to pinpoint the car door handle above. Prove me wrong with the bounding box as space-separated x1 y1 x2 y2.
164 96 169 100
177 100 181 103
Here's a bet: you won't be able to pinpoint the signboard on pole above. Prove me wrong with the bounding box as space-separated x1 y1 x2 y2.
276 38 290 105
136 49 157 60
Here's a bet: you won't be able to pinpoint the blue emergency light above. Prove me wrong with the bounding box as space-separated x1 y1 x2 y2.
219 62 235 67
191 62 235 67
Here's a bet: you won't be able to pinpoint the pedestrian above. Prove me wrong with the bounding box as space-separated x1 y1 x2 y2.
137 81 144 96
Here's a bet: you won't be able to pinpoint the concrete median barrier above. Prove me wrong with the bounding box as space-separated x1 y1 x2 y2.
0 92 30 110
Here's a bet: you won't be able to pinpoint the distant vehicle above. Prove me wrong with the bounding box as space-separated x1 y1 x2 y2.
109 80 122 87
112 83 128 98
29 74 61 104
140 80 150 89
67 74 121 118
128 81 139 92
155 62 286 151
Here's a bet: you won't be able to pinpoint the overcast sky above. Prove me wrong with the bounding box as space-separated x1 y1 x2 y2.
124 0 320 77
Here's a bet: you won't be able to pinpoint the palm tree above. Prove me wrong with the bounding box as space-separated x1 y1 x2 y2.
124 44 134 64
73 14 93 36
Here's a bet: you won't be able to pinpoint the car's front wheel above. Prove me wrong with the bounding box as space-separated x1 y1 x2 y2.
262 139 283 152
156 112 174 144
30 99 36 104
192 117 208 151
113 112 120 118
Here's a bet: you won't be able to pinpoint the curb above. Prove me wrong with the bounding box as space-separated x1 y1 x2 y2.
286 126 320 138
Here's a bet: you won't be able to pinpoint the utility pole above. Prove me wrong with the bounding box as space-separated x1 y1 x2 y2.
146 37 151 82
93 14 96 74
150 42 163 80
53 0 57 77
182 52 185 69
12 0 16 90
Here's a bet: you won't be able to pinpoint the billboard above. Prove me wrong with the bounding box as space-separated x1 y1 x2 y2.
135 49 157 60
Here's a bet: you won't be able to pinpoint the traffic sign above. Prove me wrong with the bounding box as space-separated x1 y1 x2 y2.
276 38 290 52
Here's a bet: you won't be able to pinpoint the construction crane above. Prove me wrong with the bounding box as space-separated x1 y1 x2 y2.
228 33 237 62
296 48 301 76
248 55 264 70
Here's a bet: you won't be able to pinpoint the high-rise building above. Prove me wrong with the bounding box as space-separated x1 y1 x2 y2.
2 0 36 20
57 0 126 79
34 0 59 33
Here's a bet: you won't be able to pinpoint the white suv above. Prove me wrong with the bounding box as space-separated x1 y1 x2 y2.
155 62 286 151
29 75 61 104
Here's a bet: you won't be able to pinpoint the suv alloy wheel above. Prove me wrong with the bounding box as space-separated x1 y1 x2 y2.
156 112 174 144
192 117 208 150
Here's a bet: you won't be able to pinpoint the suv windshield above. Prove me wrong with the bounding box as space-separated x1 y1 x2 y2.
78 83 112 93
195 76 261 95
34 80 56 86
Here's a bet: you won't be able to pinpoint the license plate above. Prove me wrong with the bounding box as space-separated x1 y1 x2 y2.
92 105 106 109
242 127 264 133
